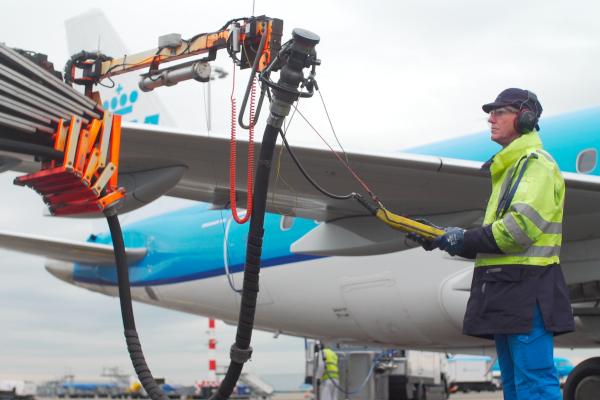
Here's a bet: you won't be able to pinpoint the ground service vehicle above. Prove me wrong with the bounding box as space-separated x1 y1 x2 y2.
305 341 449 399
447 356 497 393
0 381 35 400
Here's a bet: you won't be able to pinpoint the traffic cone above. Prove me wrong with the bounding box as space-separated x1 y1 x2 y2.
304 388 311 398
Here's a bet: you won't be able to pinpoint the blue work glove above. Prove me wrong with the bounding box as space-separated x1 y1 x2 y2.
405 219 445 251
432 227 466 257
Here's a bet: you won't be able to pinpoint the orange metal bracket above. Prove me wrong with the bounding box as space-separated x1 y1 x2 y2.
86 119 103 153
107 115 121 190
54 119 69 152
15 112 125 216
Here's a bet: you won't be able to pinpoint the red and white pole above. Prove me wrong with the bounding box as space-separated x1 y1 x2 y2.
208 318 218 382
195 318 219 392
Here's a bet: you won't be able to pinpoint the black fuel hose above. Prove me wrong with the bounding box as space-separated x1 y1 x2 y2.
105 212 170 400
279 129 353 200
209 124 280 400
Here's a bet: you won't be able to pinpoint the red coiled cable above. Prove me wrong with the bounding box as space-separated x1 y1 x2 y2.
230 64 254 224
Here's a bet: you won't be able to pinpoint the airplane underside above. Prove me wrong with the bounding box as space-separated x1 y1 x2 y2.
46 246 600 353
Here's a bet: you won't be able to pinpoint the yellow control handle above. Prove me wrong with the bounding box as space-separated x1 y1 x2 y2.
375 208 446 241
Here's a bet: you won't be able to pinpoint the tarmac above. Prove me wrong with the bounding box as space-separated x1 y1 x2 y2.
268 391 504 399
37 393 505 400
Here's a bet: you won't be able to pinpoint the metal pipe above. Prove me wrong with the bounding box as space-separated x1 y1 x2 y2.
138 62 211 92
231 25 240 53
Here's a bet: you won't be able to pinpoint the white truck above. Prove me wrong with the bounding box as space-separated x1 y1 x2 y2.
305 341 449 399
447 356 498 393
0 381 36 400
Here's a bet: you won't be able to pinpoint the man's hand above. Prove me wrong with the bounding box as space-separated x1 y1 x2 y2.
405 219 444 251
406 220 467 256
432 227 466 256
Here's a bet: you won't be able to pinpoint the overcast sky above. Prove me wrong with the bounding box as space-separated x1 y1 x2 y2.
1 0 600 386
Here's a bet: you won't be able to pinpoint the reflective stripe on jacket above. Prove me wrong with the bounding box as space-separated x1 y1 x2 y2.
322 349 339 381
475 131 564 267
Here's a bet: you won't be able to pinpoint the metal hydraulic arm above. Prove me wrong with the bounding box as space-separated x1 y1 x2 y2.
69 16 283 92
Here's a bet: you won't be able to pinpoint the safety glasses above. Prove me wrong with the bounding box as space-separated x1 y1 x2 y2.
489 108 519 118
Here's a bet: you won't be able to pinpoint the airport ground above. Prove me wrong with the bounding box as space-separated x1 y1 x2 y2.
36 392 504 400
269 392 503 400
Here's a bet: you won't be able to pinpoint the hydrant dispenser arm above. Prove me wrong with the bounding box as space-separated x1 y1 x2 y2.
89 17 283 85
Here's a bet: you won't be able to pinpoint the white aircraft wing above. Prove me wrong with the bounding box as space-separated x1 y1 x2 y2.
4 122 600 256
0 230 146 265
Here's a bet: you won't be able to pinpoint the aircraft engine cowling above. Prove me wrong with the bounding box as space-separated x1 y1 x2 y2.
62 164 187 218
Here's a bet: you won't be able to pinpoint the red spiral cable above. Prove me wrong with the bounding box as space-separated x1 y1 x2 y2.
229 65 255 224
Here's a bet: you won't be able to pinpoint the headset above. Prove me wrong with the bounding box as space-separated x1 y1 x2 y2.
514 90 540 134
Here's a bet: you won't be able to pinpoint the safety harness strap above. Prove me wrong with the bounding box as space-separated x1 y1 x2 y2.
496 153 538 220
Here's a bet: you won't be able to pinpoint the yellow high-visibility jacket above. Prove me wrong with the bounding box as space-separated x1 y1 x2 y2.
462 131 574 339
475 131 563 267
321 349 339 381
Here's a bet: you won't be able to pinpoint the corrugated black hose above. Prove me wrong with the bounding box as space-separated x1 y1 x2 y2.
210 27 322 400
105 212 170 400
210 124 280 400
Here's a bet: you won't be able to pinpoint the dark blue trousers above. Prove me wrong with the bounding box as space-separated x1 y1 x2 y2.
494 304 562 400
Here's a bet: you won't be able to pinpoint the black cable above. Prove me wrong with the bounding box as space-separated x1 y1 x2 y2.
217 17 247 33
98 77 115 89
278 129 353 200
105 212 170 400
0 138 64 161
238 30 269 130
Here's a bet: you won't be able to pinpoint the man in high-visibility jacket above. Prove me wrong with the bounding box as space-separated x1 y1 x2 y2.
315 345 339 400
407 88 574 400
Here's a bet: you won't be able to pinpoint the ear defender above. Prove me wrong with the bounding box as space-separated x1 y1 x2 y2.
515 109 539 134
515 90 540 134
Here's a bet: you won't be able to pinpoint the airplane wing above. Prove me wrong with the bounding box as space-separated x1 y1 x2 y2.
4 122 600 256
0 230 147 265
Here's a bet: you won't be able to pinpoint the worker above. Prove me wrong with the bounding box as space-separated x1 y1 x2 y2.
315 343 339 400
407 88 574 400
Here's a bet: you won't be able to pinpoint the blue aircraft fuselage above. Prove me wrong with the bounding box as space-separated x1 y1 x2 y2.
76 206 323 286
